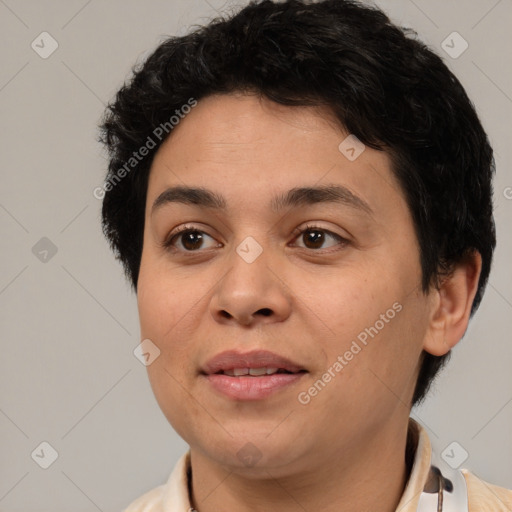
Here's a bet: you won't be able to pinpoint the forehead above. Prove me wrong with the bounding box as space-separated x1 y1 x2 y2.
165 92 345 146
146 92 405 219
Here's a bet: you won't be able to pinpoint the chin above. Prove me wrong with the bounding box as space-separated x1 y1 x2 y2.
194 428 307 473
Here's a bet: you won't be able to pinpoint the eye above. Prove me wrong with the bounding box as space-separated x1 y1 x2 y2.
163 225 221 252
162 223 348 254
291 224 348 251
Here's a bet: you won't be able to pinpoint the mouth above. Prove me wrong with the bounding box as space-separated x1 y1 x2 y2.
201 349 306 375
215 367 304 376
201 350 308 400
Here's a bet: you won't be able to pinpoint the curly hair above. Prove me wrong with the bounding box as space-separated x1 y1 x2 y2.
98 0 496 407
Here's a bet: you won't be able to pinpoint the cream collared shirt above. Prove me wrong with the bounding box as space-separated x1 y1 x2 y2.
123 418 512 511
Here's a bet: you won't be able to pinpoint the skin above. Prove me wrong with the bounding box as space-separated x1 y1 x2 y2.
137 92 481 512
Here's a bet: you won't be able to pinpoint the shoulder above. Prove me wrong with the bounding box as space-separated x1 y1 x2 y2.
121 484 166 512
462 469 512 511
121 451 192 512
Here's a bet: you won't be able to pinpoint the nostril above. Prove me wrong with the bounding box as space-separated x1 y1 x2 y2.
258 308 272 316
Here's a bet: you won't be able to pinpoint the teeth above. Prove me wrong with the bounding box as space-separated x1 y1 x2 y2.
222 367 281 376
249 367 268 376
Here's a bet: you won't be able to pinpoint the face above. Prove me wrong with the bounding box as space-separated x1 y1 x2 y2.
137 92 434 475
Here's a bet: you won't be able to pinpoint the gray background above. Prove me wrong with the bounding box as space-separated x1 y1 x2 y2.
0 0 511 510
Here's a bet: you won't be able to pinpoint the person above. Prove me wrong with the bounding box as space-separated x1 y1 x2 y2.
97 0 512 510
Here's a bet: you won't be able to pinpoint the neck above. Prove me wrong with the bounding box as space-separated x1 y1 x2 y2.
189 417 413 512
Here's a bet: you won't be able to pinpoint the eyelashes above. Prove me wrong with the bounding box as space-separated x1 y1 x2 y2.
161 223 349 255
162 224 221 252
291 223 348 251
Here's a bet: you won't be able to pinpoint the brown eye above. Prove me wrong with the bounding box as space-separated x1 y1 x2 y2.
292 224 347 250
177 230 205 251
164 227 220 252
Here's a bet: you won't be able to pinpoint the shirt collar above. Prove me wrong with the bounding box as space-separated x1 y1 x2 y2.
161 417 433 511
396 417 433 511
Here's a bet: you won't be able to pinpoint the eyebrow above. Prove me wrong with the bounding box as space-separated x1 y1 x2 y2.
151 184 373 216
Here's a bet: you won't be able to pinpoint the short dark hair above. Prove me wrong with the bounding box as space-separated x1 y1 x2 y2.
98 0 496 407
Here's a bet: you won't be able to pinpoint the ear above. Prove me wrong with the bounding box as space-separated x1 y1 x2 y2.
423 251 482 357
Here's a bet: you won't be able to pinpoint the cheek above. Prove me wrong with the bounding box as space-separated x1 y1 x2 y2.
137 261 205 434
137 255 196 341
338 291 429 408
146 359 206 445
307 268 392 345
306 266 422 385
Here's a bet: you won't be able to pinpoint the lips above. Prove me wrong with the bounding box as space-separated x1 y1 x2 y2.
201 349 307 400
201 349 306 375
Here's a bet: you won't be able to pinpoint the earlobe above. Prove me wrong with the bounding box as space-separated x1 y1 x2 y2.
423 251 482 357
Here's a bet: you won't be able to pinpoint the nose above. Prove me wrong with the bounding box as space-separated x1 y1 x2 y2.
209 248 292 327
